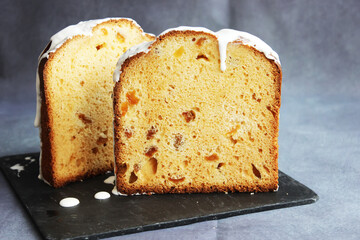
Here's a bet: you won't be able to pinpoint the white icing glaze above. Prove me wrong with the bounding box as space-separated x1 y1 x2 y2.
112 186 126 196
59 197 79 207
216 29 280 71
104 175 115 185
94 191 111 199
25 156 35 163
34 18 153 184
111 186 155 196
113 40 154 82
113 26 281 82
10 164 24 176
159 26 214 36
35 17 148 127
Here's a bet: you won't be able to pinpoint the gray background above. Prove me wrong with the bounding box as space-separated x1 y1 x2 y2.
1 0 359 239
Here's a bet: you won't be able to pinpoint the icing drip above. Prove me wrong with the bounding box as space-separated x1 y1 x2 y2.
10 164 24 176
59 197 79 207
111 186 155 196
104 175 115 185
112 186 126 196
216 29 280 71
94 191 111 200
113 26 281 82
113 40 154 83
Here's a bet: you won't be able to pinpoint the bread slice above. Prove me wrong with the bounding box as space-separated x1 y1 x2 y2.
113 27 282 195
35 18 155 187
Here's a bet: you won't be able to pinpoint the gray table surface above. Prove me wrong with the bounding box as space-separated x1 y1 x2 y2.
1 0 359 239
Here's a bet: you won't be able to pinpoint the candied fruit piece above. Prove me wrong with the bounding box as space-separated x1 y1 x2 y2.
227 125 240 136
101 28 108 35
116 32 125 43
96 43 106 50
230 136 238 144
182 110 196 122
121 102 128 117
205 153 219 161
196 37 206 46
174 46 185 58
126 90 140 105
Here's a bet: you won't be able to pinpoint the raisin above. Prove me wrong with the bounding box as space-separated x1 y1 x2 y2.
77 113 92 124
124 129 132 138
146 126 158 140
173 134 183 149
91 147 98 154
96 136 108 145
145 146 158 157
196 54 209 61
182 110 196 122
217 163 225 169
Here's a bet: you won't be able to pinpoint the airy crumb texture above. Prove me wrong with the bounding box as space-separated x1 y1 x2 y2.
114 31 282 194
40 19 155 187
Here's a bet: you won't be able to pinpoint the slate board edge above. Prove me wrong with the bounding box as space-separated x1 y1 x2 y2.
0 152 319 240
0 153 46 239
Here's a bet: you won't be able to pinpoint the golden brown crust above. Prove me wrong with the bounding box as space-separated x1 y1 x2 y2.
39 56 54 186
114 30 282 194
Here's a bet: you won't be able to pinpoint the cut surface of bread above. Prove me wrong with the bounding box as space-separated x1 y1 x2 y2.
36 18 155 187
113 28 282 195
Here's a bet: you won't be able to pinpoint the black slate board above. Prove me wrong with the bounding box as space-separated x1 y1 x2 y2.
0 152 318 240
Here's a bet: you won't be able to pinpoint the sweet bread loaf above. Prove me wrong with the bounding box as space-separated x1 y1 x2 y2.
35 18 155 187
113 27 282 194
